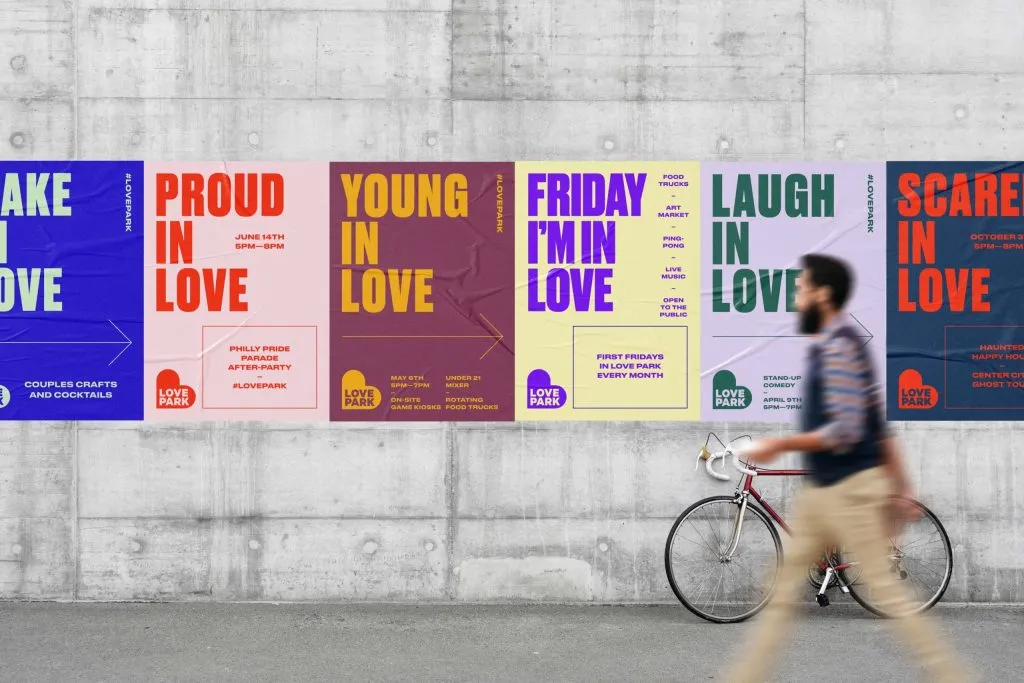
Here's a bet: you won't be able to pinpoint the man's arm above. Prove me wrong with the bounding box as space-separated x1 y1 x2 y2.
814 335 867 453
747 336 866 462
881 435 912 497
862 352 913 496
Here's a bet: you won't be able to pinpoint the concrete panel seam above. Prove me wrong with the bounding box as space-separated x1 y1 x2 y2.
72 0 80 159
74 514 695 522
74 96 802 106
447 0 455 140
80 8 450 15
448 0 454 101
444 422 458 600
0 599 1010 607
807 70 1024 77
802 0 807 155
76 515 454 522
75 96 452 102
314 22 320 98
72 421 80 601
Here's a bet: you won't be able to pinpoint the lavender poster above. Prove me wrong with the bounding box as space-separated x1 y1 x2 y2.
700 163 886 422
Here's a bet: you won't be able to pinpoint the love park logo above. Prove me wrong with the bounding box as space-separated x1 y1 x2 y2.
712 370 752 409
897 369 938 409
341 370 382 410
526 369 566 409
155 369 196 409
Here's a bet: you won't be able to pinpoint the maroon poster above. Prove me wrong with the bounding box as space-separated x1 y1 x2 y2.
330 163 515 421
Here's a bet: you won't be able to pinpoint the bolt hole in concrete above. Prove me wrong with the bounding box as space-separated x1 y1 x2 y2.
603 138 615 151
9 132 26 149
424 541 435 552
426 134 438 147
362 541 378 555
130 541 142 553
955 105 968 120
598 542 609 552
835 137 846 151
248 131 260 146
9 54 26 71
11 544 21 555
248 540 260 550
130 132 141 146
717 137 731 152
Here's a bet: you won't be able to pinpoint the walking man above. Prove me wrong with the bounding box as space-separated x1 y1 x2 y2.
723 254 972 683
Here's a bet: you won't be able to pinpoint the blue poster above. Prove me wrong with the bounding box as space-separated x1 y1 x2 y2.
887 161 1024 420
0 162 143 420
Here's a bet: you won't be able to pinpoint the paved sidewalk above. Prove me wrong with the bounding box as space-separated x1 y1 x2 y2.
0 602 1015 682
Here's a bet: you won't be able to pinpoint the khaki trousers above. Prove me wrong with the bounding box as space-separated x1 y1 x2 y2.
725 467 971 683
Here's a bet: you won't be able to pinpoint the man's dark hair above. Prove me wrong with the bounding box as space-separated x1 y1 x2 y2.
801 253 854 310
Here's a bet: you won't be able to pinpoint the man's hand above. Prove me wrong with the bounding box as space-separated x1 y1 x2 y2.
890 490 923 523
880 437 922 528
740 437 784 465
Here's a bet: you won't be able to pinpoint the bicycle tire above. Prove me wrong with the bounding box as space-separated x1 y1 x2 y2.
843 497 953 618
665 495 783 624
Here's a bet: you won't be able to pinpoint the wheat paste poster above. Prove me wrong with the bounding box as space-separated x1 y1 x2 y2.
329 163 514 421
700 163 886 421
515 162 701 420
0 161 143 419
887 162 1024 420
144 163 329 420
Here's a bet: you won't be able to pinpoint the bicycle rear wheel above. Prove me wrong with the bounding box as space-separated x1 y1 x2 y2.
665 495 782 623
842 497 953 617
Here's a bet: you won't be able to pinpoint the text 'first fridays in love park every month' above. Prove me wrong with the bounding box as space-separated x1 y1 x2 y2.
0 161 1018 422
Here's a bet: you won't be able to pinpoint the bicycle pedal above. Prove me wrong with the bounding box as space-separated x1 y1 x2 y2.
816 594 830 607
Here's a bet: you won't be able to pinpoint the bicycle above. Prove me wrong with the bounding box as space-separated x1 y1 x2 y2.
664 432 953 624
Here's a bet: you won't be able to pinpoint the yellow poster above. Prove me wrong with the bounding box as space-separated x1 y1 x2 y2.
515 162 701 420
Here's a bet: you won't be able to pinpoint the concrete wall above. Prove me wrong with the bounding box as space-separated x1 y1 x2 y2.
2 1 1022 602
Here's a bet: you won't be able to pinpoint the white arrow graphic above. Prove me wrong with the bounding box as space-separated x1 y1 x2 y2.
709 313 874 346
0 319 133 366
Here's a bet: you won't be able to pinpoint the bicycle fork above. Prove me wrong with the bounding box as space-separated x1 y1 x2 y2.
722 495 749 560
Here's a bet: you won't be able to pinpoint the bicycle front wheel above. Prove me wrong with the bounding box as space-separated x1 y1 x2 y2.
843 497 953 617
665 495 782 623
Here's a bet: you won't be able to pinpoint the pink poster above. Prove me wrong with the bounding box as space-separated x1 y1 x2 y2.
144 162 330 420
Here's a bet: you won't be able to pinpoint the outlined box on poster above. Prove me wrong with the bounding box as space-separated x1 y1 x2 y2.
571 325 689 410
944 325 1024 411
201 325 319 410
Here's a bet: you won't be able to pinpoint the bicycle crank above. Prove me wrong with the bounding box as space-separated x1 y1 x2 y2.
808 551 846 589
815 566 853 607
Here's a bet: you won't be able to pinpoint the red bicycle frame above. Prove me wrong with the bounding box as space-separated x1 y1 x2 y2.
739 463 855 572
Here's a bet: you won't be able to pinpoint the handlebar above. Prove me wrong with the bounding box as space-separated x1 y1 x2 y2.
695 445 758 481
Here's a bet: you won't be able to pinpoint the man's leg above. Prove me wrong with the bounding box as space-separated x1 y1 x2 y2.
724 487 826 683
833 468 972 683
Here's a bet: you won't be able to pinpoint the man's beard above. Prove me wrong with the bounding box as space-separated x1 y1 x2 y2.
798 305 822 335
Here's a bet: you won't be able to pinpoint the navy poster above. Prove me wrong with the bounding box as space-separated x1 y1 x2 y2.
0 162 143 419
887 161 1024 420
